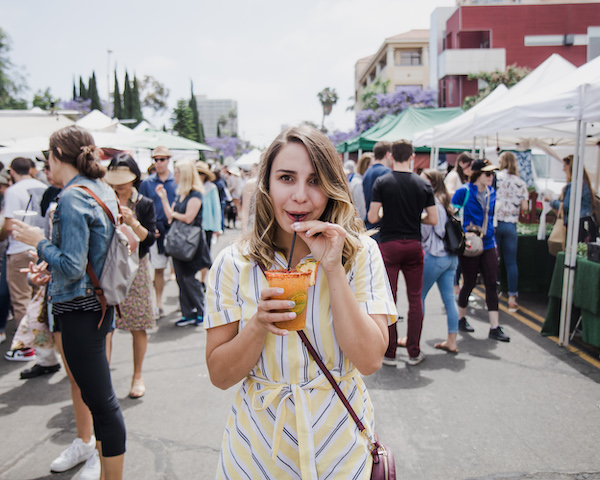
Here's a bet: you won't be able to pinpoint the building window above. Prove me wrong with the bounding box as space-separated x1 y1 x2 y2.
448 81 454 105
395 49 422 66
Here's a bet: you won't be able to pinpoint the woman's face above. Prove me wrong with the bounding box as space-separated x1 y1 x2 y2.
111 180 134 198
481 171 495 186
461 161 472 176
268 142 328 238
174 167 180 183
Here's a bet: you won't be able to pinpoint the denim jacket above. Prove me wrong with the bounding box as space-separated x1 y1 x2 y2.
37 175 118 304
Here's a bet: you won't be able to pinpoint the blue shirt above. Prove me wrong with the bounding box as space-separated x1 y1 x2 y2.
550 182 594 225
139 173 177 227
452 183 497 251
362 163 391 229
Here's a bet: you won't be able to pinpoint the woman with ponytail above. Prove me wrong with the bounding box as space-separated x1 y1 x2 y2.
12 125 126 479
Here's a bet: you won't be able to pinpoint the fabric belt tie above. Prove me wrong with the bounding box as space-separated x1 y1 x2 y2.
248 370 361 480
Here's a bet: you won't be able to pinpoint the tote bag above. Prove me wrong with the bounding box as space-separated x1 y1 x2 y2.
548 206 566 256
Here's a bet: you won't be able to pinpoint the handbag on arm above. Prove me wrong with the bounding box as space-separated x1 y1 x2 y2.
297 331 396 480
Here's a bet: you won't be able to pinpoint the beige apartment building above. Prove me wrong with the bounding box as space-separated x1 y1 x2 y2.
355 29 430 110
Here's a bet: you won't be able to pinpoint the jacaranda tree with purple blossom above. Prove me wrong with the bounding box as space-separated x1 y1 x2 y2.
204 135 250 163
328 86 437 146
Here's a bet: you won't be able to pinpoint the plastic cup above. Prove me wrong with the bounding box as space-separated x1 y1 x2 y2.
264 269 311 331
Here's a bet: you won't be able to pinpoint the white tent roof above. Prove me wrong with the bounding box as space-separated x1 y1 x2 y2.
0 109 75 146
235 149 263 169
76 110 123 132
413 84 509 147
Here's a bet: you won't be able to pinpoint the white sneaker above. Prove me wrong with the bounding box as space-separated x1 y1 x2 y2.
406 352 426 366
50 436 96 472
78 450 101 480
382 356 397 367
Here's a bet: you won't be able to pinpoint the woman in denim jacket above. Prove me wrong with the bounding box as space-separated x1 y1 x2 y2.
13 125 126 479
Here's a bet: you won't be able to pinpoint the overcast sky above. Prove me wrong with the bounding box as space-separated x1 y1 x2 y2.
3 0 455 148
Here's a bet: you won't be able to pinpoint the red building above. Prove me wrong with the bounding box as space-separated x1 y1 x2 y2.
436 3 600 107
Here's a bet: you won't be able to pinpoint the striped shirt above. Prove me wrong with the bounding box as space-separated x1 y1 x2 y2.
205 235 397 479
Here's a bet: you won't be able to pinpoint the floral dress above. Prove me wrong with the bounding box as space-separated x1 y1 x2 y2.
116 195 156 331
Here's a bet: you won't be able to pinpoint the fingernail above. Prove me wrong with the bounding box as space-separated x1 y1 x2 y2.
288 312 296 319
276 288 284 294
305 230 311 237
287 301 295 308
292 222 300 230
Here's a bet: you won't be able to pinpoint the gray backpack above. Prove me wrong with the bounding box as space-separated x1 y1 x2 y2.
70 185 139 325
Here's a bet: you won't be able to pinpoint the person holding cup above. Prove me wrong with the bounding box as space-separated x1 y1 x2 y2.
204 126 397 479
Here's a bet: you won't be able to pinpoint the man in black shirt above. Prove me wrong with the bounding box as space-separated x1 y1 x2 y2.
368 140 437 366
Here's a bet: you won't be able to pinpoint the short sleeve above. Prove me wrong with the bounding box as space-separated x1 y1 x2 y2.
351 236 397 325
371 177 383 204
204 246 244 328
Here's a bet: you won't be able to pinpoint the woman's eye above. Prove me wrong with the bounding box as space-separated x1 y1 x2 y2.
280 175 292 182
308 178 319 186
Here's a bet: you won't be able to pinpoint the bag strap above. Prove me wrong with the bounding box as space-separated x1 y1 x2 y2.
255 261 381 460
65 184 121 327
481 189 491 237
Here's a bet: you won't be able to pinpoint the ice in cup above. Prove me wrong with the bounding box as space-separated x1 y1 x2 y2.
264 269 311 331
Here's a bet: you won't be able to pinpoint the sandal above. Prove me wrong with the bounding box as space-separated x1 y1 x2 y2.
129 378 145 399
397 337 407 348
508 303 519 313
434 342 459 354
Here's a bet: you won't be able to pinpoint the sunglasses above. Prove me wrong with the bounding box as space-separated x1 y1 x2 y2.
154 157 169 163
484 171 494 177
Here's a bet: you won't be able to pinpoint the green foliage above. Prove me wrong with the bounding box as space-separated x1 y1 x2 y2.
32 88 59 110
317 87 339 131
171 99 197 140
113 70 122 119
122 71 133 119
72 81 77 101
131 75 143 124
89 71 101 111
79 76 88 100
188 81 202 143
463 64 531 110
139 75 169 113
0 27 28 109
359 78 389 110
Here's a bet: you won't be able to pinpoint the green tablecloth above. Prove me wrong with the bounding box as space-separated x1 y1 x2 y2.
542 252 600 347
499 234 556 295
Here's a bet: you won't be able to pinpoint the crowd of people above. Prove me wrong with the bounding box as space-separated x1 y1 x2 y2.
0 124 598 478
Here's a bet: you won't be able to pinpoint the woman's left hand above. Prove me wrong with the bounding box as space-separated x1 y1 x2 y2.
10 219 45 248
292 220 346 273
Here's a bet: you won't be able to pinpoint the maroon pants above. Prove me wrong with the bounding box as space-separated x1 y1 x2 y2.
379 239 424 358
458 247 499 312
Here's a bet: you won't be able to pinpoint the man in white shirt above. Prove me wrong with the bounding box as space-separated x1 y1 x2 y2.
0 157 47 332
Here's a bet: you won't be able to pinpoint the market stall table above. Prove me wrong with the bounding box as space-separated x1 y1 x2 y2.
542 251 600 347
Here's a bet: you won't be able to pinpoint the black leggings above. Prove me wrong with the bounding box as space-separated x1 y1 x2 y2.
58 309 126 457
458 247 499 312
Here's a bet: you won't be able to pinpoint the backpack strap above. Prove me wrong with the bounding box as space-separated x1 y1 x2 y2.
65 184 121 328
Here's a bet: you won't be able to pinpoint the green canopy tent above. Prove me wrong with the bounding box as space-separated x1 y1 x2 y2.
336 114 397 153
338 108 463 154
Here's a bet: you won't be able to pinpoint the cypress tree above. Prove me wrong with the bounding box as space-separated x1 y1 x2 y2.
171 99 196 140
122 71 132 119
79 76 88 100
188 81 201 142
113 70 122 119
131 75 143 124
72 80 77 100
89 71 102 111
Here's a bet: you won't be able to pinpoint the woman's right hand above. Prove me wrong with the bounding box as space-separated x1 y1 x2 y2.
253 287 297 336
155 184 167 200
28 261 51 286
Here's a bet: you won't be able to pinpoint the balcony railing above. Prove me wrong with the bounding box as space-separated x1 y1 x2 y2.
438 48 506 79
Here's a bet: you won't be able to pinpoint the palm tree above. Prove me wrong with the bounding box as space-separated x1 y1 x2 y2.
317 87 339 132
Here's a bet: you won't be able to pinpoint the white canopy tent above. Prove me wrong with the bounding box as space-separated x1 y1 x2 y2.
235 149 263 170
469 55 600 347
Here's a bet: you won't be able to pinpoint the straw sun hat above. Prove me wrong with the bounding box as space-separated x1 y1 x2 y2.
195 161 216 181
105 166 137 186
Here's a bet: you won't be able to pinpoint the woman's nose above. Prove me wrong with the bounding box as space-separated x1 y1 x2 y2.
291 183 308 203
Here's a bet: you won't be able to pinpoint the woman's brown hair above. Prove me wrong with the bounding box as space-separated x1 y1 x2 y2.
49 125 105 179
241 126 365 272
422 169 453 216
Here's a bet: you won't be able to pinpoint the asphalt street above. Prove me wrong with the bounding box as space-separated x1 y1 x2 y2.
1 225 599 480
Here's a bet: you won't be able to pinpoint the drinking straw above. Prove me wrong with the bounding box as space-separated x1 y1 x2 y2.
287 215 300 271
21 196 33 221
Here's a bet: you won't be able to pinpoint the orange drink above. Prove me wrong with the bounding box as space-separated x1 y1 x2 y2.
264 269 311 331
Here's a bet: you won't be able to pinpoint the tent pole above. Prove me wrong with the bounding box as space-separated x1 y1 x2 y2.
558 111 587 346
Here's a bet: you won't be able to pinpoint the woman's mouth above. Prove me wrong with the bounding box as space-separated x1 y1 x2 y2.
287 212 308 222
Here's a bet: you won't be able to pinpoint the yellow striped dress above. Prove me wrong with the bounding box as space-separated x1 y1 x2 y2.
205 235 397 480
